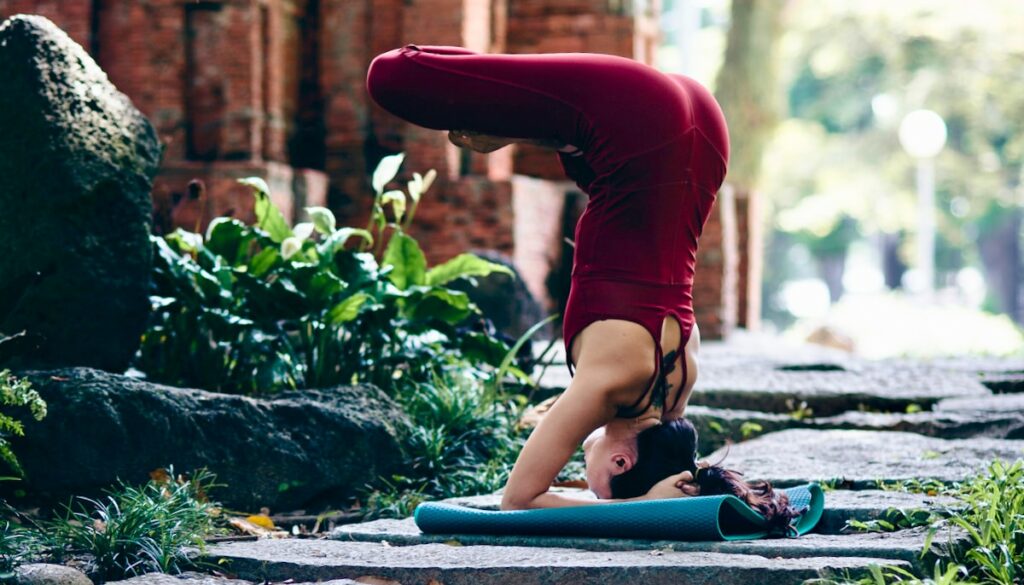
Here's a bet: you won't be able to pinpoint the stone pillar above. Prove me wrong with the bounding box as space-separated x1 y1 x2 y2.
693 185 738 340
735 189 762 330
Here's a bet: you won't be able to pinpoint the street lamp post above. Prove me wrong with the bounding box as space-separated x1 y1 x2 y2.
898 109 947 295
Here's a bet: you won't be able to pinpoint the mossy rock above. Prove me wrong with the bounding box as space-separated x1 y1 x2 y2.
0 15 162 372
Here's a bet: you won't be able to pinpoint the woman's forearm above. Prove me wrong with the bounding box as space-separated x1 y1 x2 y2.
503 490 645 510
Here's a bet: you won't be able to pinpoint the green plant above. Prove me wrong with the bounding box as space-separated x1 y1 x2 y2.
1 516 45 580
362 365 526 516
845 507 940 533
0 370 46 480
42 466 226 583
134 154 518 396
739 421 764 440
785 398 814 420
821 459 1024 585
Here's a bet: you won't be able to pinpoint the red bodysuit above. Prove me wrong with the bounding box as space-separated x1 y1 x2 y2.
366 45 729 416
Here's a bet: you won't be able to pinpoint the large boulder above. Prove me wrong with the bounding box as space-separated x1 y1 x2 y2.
1 368 408 512
449 250 549 340
0 15 161 372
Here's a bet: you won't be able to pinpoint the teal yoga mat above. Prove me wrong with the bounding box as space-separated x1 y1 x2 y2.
415 483 823 541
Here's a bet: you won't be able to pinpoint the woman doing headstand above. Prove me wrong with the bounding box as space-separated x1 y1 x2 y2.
366 44 797 530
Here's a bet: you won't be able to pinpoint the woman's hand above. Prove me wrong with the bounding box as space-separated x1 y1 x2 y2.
643 470 698 500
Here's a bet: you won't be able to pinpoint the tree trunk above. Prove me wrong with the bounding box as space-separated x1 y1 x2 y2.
978 207 1022 323
713 0 789 330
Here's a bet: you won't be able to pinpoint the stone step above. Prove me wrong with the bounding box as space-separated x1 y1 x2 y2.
706 429 1024 488
689 365 990 417
195 539 910 584
936 393 1024 413
686 405 1024 452
535 357 992 417
333 519 963 572
108 572 361 585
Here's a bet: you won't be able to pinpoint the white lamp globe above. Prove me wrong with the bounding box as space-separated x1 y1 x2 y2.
898 109 947 159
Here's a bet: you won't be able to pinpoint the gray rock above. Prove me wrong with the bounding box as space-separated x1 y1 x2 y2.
2 367 408 512
936 393 1024 413
707 429 1024 488
13 564 92 585
686 405 797 450
334 518 958 571
107 571 362 585
104 572 254 585
690 364 990 416
196 538 910 584
448 250 548 340
808 409 1024 440
816 489 959 535
0 15 161 372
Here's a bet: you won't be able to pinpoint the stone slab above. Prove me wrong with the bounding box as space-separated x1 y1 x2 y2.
333 517 957 567
107 572 360 585
816 490 959 535
689 405 1024 451
196 539 909 584
809 410 1024 440
936 393 1024 413
707 429 1024 487
537 359 992 417
691 366 991 417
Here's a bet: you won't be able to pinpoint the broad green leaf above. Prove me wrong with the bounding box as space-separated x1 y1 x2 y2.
167 228 204 253
459 331 512 367
327 293 370 325
372 153 405 194
249 247 280 277
204 218 251 264
317 228 374 258
406 289 471 323
306 206 336 234
383 232 427 290
308 271 347 303
240 177 292 243
381 189 407 224
426 253 515 286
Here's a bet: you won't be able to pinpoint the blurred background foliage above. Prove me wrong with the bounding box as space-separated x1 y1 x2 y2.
661 0 1024 355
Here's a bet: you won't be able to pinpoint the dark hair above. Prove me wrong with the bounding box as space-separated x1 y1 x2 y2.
610 418 800 535
609 419 699 499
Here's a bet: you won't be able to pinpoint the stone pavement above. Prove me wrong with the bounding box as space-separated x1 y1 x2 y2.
163 335 1024 584
706 429 1024 488
192 539 907 585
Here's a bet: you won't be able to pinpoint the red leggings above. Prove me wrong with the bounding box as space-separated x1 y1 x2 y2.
367 45 729 416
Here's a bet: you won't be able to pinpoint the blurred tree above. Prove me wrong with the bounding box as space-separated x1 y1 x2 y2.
714 0 789 190
714 0 790 329
762 0 1024 322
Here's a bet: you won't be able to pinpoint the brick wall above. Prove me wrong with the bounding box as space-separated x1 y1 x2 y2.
735 189 762 330
1 0 743 339
693 185 738 340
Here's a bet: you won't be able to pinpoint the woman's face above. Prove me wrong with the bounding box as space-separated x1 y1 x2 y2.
582 426 631 499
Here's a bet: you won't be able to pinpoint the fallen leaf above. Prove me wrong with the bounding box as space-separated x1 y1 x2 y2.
246 514 277 530
228 517 288 538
